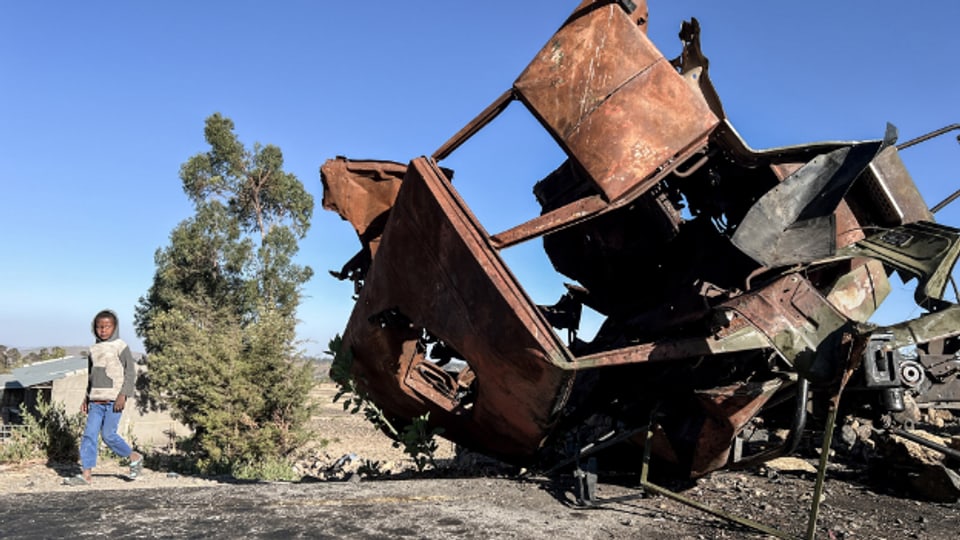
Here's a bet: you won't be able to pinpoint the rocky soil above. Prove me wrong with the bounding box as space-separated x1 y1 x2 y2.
2 384 960 539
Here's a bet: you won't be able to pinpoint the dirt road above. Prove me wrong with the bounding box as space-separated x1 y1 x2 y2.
2 466 960 539
0 476 710 540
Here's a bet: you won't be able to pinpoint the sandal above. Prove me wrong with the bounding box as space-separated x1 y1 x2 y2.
129 454 144 479
63 474 90 486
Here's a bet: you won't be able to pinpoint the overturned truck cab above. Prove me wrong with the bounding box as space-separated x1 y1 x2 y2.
322 0 960 481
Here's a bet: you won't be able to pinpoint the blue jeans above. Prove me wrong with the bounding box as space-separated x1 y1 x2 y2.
80 401 132 470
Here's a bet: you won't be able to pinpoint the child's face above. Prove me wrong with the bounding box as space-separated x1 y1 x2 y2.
95 317 115 340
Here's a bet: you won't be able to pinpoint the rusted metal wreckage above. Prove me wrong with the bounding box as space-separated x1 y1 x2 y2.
322 0 960 510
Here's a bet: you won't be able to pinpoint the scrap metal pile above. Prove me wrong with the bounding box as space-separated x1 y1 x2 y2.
322 0 960 489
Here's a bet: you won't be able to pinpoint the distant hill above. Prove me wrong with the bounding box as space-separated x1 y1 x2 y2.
13 345 146 359
14 346 88 357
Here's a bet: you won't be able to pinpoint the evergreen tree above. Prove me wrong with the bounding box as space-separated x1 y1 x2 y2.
135 113 316 473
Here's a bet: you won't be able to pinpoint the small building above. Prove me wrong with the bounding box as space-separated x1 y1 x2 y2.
1 356 87 424
1 356 189 449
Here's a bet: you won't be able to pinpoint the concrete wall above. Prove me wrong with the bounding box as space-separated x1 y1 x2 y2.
50 370 191 451
51 371 86 412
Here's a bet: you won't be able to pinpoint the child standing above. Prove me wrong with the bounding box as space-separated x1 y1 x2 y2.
65 309 143 485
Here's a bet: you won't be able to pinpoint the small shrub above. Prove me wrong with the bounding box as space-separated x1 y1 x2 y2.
231 457 299 481
357 459 384 478
329 335 445 472
0 394 83 463
329 335 400 439
0 428 35 463
395 413 445 472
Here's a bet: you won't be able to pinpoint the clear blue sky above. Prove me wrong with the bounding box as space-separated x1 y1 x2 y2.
2 1 959 355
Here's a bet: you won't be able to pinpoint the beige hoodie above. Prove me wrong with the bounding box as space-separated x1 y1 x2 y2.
87 310 136 401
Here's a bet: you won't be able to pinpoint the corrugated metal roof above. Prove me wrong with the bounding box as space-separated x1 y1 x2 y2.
2 356 86 389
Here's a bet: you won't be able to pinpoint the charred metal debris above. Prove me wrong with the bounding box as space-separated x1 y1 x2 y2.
322 0 960 514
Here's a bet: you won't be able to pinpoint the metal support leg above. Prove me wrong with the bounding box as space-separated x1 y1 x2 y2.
639 423 797 539
574 457 598 506
804 403 839 540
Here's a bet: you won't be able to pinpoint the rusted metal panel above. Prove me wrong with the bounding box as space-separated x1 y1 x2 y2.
720 274 850 381
731 130 894 268
835 200 866 248
839 221 960 310
320 157 405 244
857 146 934 226
691 380 782 476
342 157 574 458
320 157 408 287
824 259 890 322
514 3 718 202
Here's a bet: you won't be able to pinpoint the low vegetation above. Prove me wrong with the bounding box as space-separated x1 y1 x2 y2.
328 335 445 472
0 394 82 463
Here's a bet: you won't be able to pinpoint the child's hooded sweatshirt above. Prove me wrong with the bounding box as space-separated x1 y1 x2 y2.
87 310 136 402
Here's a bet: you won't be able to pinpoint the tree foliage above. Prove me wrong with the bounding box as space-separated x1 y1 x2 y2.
0 346 21 373
135 113 316 474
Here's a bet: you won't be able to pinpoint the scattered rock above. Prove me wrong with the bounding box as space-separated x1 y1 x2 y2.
838 424 858 450
765 456 817 474
892 394 923 425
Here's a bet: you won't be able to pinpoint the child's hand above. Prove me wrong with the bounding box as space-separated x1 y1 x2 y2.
114 394 127 412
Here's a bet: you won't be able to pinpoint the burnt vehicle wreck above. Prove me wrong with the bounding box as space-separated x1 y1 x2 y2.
323 0 960 505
